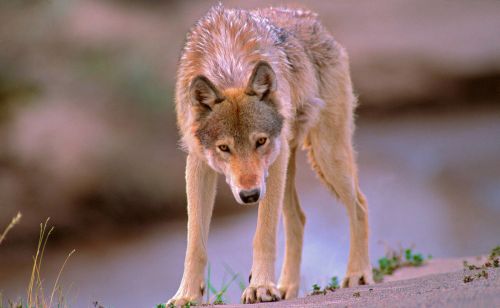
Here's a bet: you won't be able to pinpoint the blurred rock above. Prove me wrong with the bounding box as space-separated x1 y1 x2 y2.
0 0 499 243
331 0 500 110
0 100 236 244
40 0 500 110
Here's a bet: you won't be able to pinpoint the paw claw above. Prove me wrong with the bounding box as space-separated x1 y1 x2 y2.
242 284 281 304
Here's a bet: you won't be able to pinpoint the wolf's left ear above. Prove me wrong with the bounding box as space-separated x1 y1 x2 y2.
189 75 224 111
246 61 277 100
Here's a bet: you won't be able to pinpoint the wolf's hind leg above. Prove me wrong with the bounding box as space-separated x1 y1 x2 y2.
305 50 373 287
307 119 373 287
277 147 306 299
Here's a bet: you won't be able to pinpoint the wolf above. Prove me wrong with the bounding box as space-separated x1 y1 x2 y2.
167 4 372 306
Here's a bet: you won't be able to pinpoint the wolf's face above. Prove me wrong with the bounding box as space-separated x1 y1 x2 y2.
190 62 284 204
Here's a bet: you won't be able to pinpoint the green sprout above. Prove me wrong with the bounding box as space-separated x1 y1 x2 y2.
206 263 240 305
461 245 500 283
372 246 431 283
325 276 339 291
309 283 325 295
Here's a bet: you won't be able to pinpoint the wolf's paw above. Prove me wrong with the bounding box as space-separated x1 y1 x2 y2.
342 269 374 288
166 296 200 308
277 282 299 300
166 283 203 307
241 283 281 304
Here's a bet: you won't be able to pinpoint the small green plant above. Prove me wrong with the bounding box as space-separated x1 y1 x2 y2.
461 245 499 284
205 264 240 305
222 263 246 292
309 276 340 296
158 264 243 306
158 302 195 308
353 291 361 298
477 270 488 279
405 249 424 266
372 245 431 283
490 246 500 259
310 283 325 295
325 276 339 292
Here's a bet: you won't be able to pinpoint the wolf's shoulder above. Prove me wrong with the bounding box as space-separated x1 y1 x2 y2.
190 5 319 40
253 7 319 21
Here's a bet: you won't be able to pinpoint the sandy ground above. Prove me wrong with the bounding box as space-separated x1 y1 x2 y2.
222 258 500 307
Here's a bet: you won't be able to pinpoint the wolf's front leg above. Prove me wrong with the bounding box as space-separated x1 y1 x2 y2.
167 154 217 307
242 142 289 304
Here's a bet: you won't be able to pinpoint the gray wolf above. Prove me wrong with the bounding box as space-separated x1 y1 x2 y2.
168 4 372 306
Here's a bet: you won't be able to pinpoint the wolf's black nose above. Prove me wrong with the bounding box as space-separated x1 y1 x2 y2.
239 189 260 204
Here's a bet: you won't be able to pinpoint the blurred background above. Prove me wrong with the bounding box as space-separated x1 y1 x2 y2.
0 0 499 307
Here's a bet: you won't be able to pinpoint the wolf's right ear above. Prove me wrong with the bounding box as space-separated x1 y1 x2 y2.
189 75 224 111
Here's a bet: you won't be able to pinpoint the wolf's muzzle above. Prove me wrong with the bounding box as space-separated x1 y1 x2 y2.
239 189 260 204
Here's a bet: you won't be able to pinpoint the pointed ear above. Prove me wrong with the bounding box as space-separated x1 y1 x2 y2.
189 75 224 110
246 61 277 99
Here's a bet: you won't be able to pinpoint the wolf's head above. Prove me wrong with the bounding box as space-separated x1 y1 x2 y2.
190 61 284 204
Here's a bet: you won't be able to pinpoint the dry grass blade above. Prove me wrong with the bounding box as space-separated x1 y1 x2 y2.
27 218 53 308
49 249 76 308
0 212 22 246
36 224 55 308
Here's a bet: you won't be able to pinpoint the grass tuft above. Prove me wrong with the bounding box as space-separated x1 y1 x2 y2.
462 245 499 283
206 263 240 305
372 245 431 283
325 276 339 292
309 283 325 296
310 276 340 296
158 264 243 307
1 217 75 308
309 275 341 297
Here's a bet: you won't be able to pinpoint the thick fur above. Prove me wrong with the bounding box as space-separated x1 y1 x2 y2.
168 5 372 306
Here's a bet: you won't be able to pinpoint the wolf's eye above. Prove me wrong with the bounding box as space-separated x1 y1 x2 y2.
256 137 267 148
218 144 230 152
